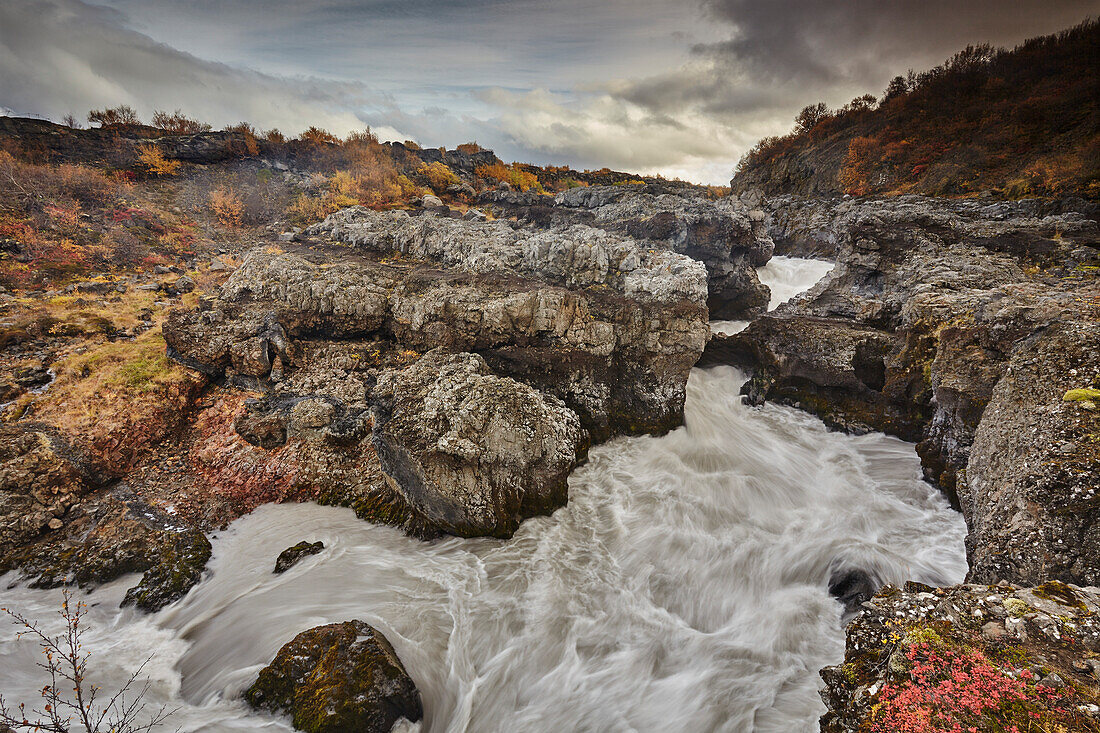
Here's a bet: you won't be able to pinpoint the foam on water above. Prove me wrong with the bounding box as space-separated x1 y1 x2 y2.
0 257 965 732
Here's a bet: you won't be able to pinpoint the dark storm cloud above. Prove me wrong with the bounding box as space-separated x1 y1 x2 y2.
618 0 1100 116
2 0 1097 182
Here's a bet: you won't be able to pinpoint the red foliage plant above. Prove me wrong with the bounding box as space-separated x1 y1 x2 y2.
870 642 1077 733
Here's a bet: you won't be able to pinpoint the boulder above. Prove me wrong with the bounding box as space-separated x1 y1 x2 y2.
371 350 586 537
274 540 324 573
245 620 422 733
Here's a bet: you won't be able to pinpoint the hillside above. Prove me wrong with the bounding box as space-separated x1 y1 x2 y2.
731 19 1100 200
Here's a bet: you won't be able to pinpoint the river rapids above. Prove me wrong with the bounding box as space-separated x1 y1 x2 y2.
0 257 967 732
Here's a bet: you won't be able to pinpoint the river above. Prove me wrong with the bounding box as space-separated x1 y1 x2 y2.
0 257 967 732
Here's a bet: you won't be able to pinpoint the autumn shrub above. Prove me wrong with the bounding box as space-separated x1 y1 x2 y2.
210 187 244 227
456 141 485 154
418 161 459 191
137 144 181 176
299 126 340 145
223 122 261 156
475 162 545 193
869 642 1085 733
151 109 211 134
263 128 286 144
838 136 880 196
0 151 122 212
87 105 140 127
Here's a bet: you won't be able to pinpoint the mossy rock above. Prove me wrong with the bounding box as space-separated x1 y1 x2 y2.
274 540 324 574
244 620 422 733
121 529 211 612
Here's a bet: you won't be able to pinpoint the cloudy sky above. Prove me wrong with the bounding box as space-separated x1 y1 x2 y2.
1 0 1097 183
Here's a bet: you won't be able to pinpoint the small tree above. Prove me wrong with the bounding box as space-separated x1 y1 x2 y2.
882 75 909 102
0 591 173 732
136 144 181 177
61 114 82 129
794 102 830 133
87 105 140 128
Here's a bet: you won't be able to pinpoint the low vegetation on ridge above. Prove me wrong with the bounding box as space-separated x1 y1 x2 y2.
733 19 1100 199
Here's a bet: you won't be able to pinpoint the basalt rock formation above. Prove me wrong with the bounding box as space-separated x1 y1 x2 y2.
479 184 776 319
706 194 1100 587
164 206 710 537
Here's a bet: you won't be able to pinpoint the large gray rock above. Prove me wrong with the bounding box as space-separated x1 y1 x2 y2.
962 320 1100 586
478 184 775 319
372 350 586 537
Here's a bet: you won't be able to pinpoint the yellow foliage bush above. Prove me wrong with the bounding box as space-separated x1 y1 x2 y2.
137 144 181 177
475 162 544 193
418 161 459 191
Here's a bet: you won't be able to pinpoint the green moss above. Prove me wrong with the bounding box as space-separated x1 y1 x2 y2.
1063 388 1100 402
903 627 944 646
1033 580 1088 612
1003 597 1030 618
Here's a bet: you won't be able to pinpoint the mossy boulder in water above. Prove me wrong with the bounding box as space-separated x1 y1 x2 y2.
245 620 422 733
273 540 324 573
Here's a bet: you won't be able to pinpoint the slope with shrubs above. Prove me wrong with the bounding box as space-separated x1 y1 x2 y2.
732 19 1100 199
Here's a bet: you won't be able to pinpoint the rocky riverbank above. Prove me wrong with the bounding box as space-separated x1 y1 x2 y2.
706 193 1100 589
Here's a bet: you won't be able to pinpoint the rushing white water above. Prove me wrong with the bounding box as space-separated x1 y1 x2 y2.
0 258 966 733
710 255 835 336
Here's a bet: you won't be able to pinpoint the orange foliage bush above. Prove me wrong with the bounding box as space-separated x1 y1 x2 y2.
210 187 244 227
838 137 880 196
475 162 544 193
299 126 341 145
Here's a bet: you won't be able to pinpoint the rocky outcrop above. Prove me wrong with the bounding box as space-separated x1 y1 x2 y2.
274 540 324 573
372 350 585 537
0 424 96 555
120 528 211 612
164 211 708 537
245 620 422 733
478 184 775 319
709 195 1099 585
962 320 1100 586
820 581 1100 732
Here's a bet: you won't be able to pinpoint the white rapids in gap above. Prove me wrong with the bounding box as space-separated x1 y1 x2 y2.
710 255 835 336
0 257 966 733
